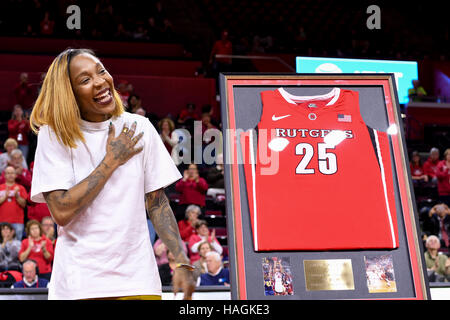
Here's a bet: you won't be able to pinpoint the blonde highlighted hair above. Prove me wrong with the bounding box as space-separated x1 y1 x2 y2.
30 48 124 148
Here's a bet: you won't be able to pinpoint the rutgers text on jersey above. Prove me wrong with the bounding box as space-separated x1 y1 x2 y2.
241 88 399 251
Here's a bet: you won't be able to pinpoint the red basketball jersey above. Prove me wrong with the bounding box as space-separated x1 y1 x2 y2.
241 88 399 251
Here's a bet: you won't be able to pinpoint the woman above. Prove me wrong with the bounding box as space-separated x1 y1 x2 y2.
18 220 54 280
175 163 209 213
178 204 201 241
29 48 194 300
158 117 180 164
424 235 450 282
8 104 31 161
192 241 212 282
436 148 450 206
0 138 28 173
188 220 222 263
410 151 428 184
0 166 28 240
0 223 21 271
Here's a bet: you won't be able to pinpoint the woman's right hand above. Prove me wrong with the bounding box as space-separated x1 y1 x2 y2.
104 121 144 168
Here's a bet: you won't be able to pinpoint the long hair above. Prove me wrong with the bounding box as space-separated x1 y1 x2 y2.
30 48 124 148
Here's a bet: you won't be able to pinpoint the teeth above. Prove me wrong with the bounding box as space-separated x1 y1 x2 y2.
94 90 110 102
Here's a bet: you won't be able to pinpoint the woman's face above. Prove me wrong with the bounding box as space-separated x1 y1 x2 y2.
188 165 198 178
1 226 13 241
197 224 209 237
199 243 211 257
69 53 116 122
29 224 41 239
5 143 15 154
13 106 23 118
162 121 170 131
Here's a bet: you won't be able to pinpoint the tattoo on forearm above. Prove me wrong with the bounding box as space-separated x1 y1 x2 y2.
146 189 187 262
43 162 111 219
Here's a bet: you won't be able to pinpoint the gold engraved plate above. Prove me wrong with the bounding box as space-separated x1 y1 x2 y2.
303 259 355 291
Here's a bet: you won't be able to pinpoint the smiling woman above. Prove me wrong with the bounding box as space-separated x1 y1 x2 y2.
31 48 124 148
28 48 195 300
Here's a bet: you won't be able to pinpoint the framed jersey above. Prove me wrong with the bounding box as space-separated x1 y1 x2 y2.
220 73 430 300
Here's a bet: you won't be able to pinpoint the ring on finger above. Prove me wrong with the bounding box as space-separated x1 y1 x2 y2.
122 127 129 134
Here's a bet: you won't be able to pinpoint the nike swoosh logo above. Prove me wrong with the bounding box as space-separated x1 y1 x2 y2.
272 114 291 121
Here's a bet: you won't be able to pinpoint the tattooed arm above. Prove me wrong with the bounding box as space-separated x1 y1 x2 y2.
43 122 143 226
146 189 196 299
146 189 190 264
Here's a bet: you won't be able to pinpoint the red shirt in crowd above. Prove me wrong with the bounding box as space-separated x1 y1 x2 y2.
211 39 232 64
0 168 32 192
0 183 27 224
423 157 440 178
177 219 197 242
27 193 52 222
8 119 30 146
175 178 208 207
436 160 450 196
410 162 425 178
178 109 200 122
18 235 54 274
13 83 34 110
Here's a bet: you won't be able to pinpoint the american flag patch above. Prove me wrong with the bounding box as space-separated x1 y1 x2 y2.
337 114 352 122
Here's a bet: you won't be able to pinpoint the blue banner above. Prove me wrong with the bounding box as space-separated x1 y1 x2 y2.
296 57 418 104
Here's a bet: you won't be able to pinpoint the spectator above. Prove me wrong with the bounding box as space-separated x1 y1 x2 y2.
94 0 115 38
132 25 149 40
424 235 450 282
134 107 146 117
409 151 428 182
12 259 49 288
127 93 141 113
423 203 450 248
0 138 28 173
39 11 55 36
177 103 200 129
197 251 229 286
146 17 162 42
175 164 209 217
162 18 176 42
116 80 132 107
201 113 217 135
423 147 440 185
41 216 56 248
408 79 427 102
158 249 177 286
8 104 31 160
178 204 201 242
206 153 225 190
436 148 450 206
192 241 212 282
188 220 222 263
0 166 27 240
18 220 54 281
158 118 180 164
114 23 131 41
0 149 32 191
0 223 21 271
209 30 233 74
201 104 220 130
13 73 34 110
153 238 188 266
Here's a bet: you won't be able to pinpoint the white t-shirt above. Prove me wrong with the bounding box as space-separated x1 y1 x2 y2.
30 112 182 300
